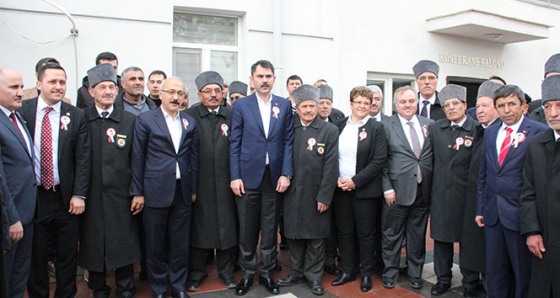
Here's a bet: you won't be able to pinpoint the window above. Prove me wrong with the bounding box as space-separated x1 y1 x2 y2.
367 73 416 115
173 12 240 105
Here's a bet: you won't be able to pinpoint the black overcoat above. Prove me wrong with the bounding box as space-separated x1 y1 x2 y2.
186 104 237 250
79 106 140 272
284 117 339 240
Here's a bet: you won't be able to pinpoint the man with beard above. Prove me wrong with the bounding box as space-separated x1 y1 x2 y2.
185 71 237 292
115 67 157 116
413 60 445 121
277 85 338 296
79 63 141 298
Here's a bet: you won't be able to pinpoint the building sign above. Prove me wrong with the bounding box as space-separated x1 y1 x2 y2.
439 53 504 69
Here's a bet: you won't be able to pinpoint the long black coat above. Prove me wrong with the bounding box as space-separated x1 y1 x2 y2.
186 104 237 250
520 129 560 298
430 117 481 242
79 106 140 272
284 117 339 240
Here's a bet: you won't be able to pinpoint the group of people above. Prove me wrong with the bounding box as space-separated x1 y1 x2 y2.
0 50 559 298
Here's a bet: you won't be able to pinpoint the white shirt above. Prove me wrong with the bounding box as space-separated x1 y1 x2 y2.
0 106 32 153
207 106 220 114
162 109 182 179
257 93 272 164
496 115 524 155
95 105 114 118
339 115 371 179
398 114 425 150
34 96 61 186
554 130 560 142
419 93 436 119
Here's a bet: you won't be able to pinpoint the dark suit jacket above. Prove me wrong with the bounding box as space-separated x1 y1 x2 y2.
338 117 387 198
130 107 199 208
417 91 445 121
0 111 36 228
328 108 345 125
229 93 294 189
19 98 91 210
382 114 433 206
477 117 548 231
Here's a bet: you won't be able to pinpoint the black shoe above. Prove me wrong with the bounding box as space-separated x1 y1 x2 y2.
323 264 342 276
408 278 423 289
186 280 200 292
331 273 356 286
360 276 372 292
308 280 325 296
431 282 451 296
235 279 252 296
220 276 237 289
464 287 478 298
382 278 395 289
172 291 189 298
259 277 280 295
280 243 289 250
277 274 306 287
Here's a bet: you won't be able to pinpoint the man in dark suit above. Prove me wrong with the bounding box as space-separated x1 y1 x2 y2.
1 182 7 298
130 77 198 298
381 85 432 290
520 75 560 297
0 68 37 298
476 85 548 298
367 85 389 122
428 84 482 297
79 64 141 298
413 60 445 121
185 71 237 292
20 64 91 298
229 60 294 296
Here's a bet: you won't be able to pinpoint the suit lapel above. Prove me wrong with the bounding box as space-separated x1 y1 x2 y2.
248 95 265 136
153 109 175 149
268 96 279 137
15 112 33 158
179 112 189 147
391 116 415 157
0 112 31 157
500 118 529 169
58 103 70 163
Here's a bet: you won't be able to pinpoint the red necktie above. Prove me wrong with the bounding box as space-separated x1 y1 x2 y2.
41 107 54 190
9 113 26 142
498 127 513 168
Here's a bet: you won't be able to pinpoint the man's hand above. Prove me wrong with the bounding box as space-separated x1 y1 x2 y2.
526 234 546 259
339 178 356 191
191 194 197 202
276 176 290 193
384 191 396 207
130 196 144 215
69 196 85 215
475 216 484 228
9 221 23 242
230 179 245 197
317 202 329 213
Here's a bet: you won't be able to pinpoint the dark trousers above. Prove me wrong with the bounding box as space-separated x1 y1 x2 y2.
88 264 134 298
381 185 429 281
333 189 377 276
189 246 235 281
433 240 480 287
4 222 33 298
237 167 279 280
143 181 191 296
485 219 532 298
324 210 338 267
287 238 325 282
28 187 79 298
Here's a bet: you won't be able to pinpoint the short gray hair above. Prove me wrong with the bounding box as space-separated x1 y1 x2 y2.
367 85 383 99
121 66 144 80
393 85 417 106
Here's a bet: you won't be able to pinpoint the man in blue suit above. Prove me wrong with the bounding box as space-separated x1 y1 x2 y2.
230 60 294 296
476 85 548 298
0 68 37 298
131 77 198 298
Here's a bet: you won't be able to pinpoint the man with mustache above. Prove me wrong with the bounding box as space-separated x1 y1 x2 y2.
115 66 157 116
131 77 198 298
413 60 445 121
185 71 237 292
367 85 389 122
230 60 294 296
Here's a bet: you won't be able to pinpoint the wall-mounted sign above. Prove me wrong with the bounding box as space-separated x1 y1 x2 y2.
439 53 504 69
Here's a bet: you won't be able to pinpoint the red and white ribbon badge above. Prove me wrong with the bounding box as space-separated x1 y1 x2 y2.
307 138 316 151
221 123 229 136
182 118 189 129
454 137 464 150
272 106 280 119
60 115 70 130
359 129 368 142
106 128 116 143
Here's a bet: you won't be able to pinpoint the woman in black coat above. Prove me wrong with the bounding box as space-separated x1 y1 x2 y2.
331 86 387 292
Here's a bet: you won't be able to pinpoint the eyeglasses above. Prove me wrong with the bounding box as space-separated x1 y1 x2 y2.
161 89 187 98
200 88 223 95
417 75 437 81
351 100 371 107
495 101 520 109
